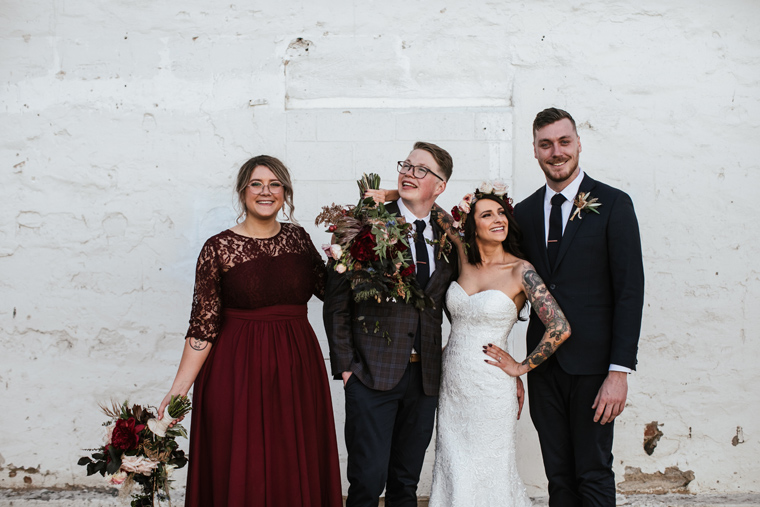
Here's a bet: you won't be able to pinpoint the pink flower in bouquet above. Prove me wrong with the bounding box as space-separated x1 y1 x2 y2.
120 455 160 476
107 471 128 485
335 264 347 274
111 417 143 451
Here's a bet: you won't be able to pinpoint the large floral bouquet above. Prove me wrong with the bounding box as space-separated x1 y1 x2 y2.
315 173 434 315
78 398 191 507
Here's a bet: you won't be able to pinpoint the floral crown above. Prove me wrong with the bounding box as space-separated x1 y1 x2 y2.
450 180 514 234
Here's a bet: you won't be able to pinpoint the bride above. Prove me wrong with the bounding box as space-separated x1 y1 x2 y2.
369 183 571 506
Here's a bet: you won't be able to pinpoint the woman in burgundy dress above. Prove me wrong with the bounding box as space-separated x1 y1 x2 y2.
157 155 342 507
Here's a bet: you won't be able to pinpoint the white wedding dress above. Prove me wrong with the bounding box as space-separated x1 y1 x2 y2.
429 281 532 507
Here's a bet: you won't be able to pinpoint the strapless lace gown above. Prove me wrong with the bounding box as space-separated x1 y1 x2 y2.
429 282 532 507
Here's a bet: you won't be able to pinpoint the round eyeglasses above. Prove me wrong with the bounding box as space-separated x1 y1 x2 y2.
397 161 444 182
248 181 285 194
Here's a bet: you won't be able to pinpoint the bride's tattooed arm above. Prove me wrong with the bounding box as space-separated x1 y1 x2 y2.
520 264 571 370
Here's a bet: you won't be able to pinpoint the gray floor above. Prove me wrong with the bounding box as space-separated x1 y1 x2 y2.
2 489 760 507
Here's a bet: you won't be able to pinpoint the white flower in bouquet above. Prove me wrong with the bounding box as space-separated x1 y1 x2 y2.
330 244 343 260
103 424 114 445
458 200 471 214
121 455 160 476
335 264 347 274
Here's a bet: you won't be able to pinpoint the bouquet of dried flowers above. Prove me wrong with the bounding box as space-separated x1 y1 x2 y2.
315 173 434 313
78 399 190 507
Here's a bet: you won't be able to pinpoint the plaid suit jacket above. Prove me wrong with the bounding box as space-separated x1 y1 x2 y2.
323 201 457 396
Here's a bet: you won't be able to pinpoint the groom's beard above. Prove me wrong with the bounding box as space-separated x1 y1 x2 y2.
539 156 580 185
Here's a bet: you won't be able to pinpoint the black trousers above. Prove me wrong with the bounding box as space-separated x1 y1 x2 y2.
528 355 616 507
344 362 438 507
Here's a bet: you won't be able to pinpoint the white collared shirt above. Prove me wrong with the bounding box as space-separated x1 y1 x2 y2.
541 169 630 374
396 198 436 277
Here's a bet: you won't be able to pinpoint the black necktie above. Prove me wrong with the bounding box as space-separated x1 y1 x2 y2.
414 220 430 289
413 220 429 354
547 193 567 268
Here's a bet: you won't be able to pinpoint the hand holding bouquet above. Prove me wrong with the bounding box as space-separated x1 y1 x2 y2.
78 400 190 507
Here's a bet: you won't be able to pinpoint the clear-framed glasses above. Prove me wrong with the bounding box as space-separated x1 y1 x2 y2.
248 181 285 194
397 161 445 182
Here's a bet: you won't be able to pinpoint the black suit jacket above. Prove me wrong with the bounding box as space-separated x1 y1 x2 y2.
513 174 645 375
323 202 457 396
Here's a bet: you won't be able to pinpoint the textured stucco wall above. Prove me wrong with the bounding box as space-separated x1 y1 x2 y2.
1 0 758 497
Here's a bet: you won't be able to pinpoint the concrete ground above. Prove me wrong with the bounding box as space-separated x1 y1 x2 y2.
1 489 760 507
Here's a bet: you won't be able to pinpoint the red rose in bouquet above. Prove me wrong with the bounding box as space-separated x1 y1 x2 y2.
349 227 380 262
400 263 416 278
111 417 143 451
451 206 462 222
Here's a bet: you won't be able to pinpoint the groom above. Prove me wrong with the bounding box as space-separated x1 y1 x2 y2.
513 108 645 506
324 141 456 507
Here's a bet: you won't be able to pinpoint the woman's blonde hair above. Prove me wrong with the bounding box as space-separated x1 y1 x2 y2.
235 155 296 223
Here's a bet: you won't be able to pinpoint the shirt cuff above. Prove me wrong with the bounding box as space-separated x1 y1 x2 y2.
609 364 632 373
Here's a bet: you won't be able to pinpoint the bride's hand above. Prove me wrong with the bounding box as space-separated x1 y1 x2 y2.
364 188 398 204
483 343 529 377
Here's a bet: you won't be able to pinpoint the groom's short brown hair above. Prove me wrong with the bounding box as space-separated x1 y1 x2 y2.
413 141 453 181
533 108 577 138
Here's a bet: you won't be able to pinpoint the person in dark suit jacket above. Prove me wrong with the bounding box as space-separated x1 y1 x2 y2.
513 108 645 507
323 142 458 507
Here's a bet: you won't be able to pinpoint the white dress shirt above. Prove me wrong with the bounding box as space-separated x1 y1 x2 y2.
542 169 630 374
397 198 436 277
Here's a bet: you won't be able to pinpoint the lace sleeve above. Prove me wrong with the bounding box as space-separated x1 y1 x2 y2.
185 237 222 342
305 229 327 300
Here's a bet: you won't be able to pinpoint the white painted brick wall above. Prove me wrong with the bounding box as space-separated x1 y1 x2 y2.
1 0 759 498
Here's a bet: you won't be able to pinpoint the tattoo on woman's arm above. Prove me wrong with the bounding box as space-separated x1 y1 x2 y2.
521 269 571 370
189 337 209 351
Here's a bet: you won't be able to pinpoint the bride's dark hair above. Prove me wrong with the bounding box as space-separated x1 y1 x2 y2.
463 194 525 266
462 194 529 320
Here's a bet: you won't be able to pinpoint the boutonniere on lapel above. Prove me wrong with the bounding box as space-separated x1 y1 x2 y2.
570 192 602 221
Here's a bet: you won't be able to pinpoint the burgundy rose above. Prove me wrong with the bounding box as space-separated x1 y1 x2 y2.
451 206 462 222
400 264 416 278
349 227 379 262
395 241 408 252
111 417 144 451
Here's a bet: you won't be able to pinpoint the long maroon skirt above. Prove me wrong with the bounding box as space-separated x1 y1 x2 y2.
185 305 342 507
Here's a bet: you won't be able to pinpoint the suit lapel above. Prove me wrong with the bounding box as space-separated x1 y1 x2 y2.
554 174 597 270
530 187 551 275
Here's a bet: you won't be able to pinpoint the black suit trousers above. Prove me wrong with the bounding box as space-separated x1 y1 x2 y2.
528 355 616 507
344 362 437 507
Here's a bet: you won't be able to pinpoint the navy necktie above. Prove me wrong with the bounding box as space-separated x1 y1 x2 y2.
547 193 567 268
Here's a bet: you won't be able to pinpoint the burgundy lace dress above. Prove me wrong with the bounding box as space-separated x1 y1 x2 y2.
184 224 342 507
